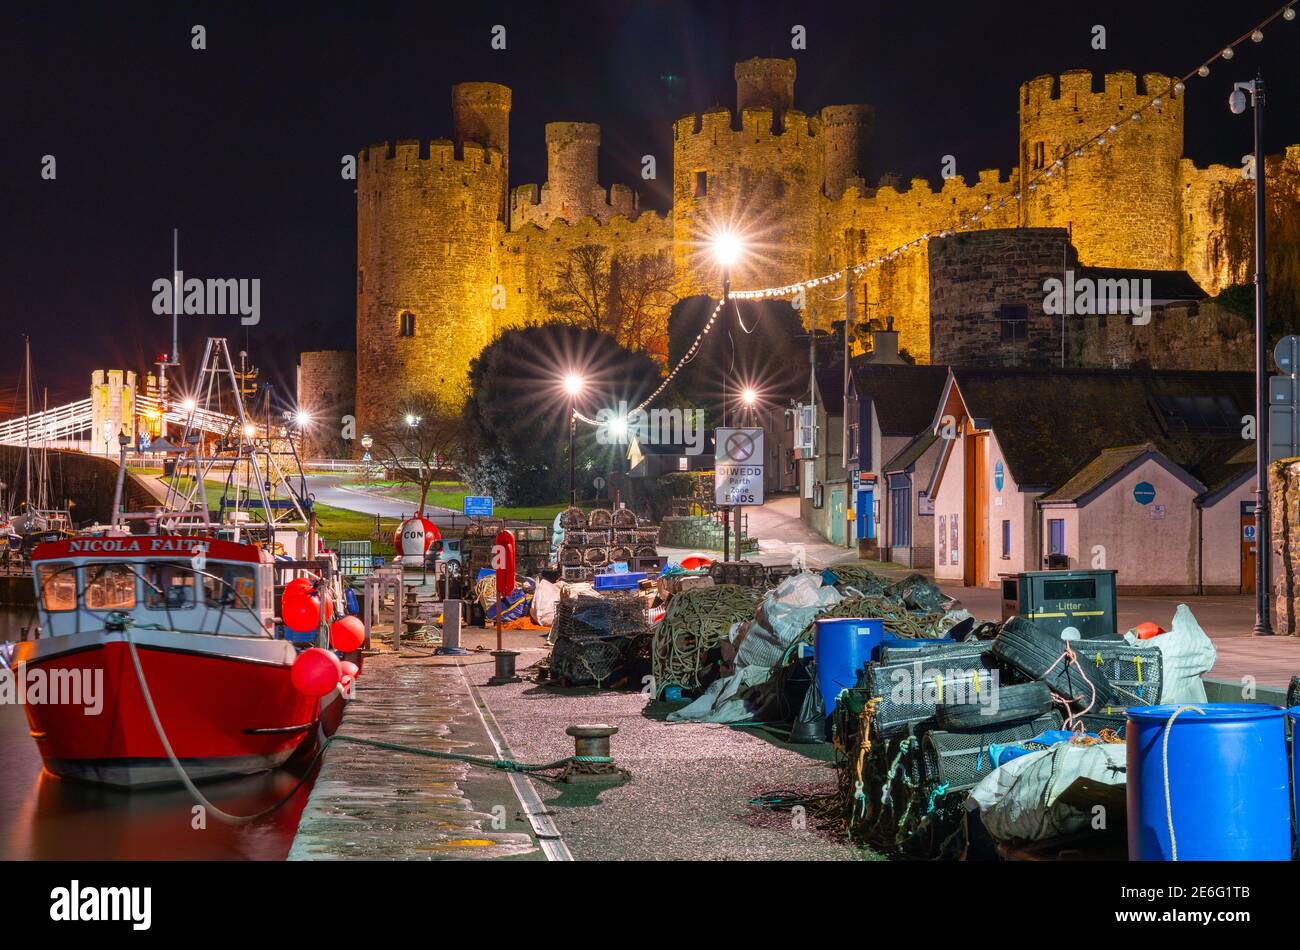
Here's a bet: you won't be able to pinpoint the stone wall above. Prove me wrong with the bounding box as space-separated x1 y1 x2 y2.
0 447 156 525
1271 461 1298 635
297 350 356 457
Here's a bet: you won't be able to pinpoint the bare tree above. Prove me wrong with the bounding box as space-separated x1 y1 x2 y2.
368 391 464 513
613 250 677 355
542 244 610 332
543 244 677 356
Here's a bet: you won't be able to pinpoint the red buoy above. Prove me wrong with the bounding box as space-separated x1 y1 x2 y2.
282 588 323 633
340 659 359 679
291 648 342 697
494 528 517 596
330 616 365 652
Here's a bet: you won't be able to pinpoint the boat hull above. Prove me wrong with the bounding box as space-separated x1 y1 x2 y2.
13 629 322 788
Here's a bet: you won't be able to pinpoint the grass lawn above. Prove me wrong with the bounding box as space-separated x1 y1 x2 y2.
343 479 592 523
167 476 401 555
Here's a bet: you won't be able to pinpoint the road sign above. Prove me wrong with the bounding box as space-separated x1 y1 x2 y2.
714 427 764 506
463 495 493 517
1275 335 1300 374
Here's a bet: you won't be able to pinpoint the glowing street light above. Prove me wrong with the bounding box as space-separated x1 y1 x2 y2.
181 397 196 413
294 409 312 428
405 413 421 427
740 387 758 407
560 373 587 508
712 231 744 269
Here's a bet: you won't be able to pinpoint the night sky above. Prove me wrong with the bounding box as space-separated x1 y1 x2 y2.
2 0 1298 410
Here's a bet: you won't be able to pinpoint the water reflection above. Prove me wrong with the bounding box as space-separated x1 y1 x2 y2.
0 607 313 860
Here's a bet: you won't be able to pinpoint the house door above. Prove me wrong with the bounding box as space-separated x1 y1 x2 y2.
1241 501 1257 594
830 488 847 546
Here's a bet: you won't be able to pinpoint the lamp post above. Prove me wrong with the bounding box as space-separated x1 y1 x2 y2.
564 374 585 508
711 231 745 561
1232 72 1272 636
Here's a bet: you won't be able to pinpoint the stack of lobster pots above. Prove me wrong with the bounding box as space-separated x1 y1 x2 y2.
464 518 551 579
558 507 660 582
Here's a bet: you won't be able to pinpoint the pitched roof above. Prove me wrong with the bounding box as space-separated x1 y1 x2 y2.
814 360 846 414
948 367 1253 494
852 361 950 437
884 429 939 473
1039 443 1203 503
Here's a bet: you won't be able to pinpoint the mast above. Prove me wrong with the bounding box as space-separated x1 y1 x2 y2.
23 336 31 510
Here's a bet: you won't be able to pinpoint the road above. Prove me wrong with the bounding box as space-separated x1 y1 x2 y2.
305 474 463 527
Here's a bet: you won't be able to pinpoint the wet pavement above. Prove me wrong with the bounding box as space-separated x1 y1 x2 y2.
288 650 542 860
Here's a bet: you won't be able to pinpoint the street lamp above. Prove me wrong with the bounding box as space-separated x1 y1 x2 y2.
1232 72 1272 636
712 231 746 427
563 374 585 507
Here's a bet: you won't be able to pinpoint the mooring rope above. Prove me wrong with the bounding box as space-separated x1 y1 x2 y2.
123 626 610 825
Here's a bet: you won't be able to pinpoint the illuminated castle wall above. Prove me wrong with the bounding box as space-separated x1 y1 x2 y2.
339 58 1296 443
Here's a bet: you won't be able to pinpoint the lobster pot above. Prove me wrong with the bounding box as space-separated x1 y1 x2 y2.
876 639 993 665
608 546 633 564
708 561 767 588
922 713 1063 792
560 506 587 529
635 528 660 544
559 546 583 567
864 651 1001 739
549 592 649 688
583 547 609 567
613 530 637 545
1076 639 1163 706
633 544 658 559
611 508 637 528
587 509 613 529
1128 704 1291 861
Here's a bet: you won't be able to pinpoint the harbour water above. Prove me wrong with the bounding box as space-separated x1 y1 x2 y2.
0 606 314 860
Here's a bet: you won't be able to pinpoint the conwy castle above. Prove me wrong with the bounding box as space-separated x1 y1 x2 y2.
306 57 1300 446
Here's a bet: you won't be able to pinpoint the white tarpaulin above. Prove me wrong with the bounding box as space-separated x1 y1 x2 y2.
1122 603 1216 704
668 572 840 724
969 742 1127 844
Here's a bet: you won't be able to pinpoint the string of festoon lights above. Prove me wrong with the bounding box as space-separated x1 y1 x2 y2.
573 1 1297 428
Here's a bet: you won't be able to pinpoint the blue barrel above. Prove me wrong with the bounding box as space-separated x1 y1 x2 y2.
1127 704 1290 861
813 618 884 719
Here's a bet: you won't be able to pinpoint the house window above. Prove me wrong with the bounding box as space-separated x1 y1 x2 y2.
1032 141 1046 170
694 171 708 197
803 461 814 498
1048 519 1065 556
398 311 416 337
1001 520 1011 559
1000 304 1028 342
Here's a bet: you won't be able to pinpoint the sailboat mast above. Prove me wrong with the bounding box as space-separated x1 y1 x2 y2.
23 336 31 509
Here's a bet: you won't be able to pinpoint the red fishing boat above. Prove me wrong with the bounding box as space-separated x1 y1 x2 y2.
12 534 333 787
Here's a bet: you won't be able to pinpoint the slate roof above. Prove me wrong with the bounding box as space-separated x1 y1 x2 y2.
948 367 1253 494
884 429 939 473
1038 443 1200 503
853 361 951 438
1081 266 1205 301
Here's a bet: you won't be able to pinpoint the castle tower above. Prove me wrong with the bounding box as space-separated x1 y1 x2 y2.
452 82 512 220
1019 69 1184 271
735 57 796 115
296 351 356 458
543 122 602 223
821 103 874 198
673 60 824 300
355 135 507 443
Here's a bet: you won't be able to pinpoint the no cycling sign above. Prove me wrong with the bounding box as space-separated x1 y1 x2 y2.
714 427 765 506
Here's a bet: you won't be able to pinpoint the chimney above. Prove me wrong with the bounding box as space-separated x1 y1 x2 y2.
868 316 903 364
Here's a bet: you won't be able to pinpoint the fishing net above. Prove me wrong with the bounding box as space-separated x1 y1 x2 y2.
651 584 763 692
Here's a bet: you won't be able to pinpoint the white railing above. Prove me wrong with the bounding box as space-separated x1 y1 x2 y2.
0 398 94 445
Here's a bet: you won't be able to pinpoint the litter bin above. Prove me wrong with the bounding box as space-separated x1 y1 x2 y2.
1000 569 1117 639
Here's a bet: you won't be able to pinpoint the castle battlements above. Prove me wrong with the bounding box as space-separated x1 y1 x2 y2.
359 139 505 172
674 107 821 141
1020 69 1180 111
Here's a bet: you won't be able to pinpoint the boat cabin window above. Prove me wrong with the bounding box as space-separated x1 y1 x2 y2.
84 564 137 610
202 564 257 609
145 562 197 609
37 563 77 612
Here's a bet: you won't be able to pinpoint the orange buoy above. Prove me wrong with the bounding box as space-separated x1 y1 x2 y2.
329 616 365 652
291 648 341 697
